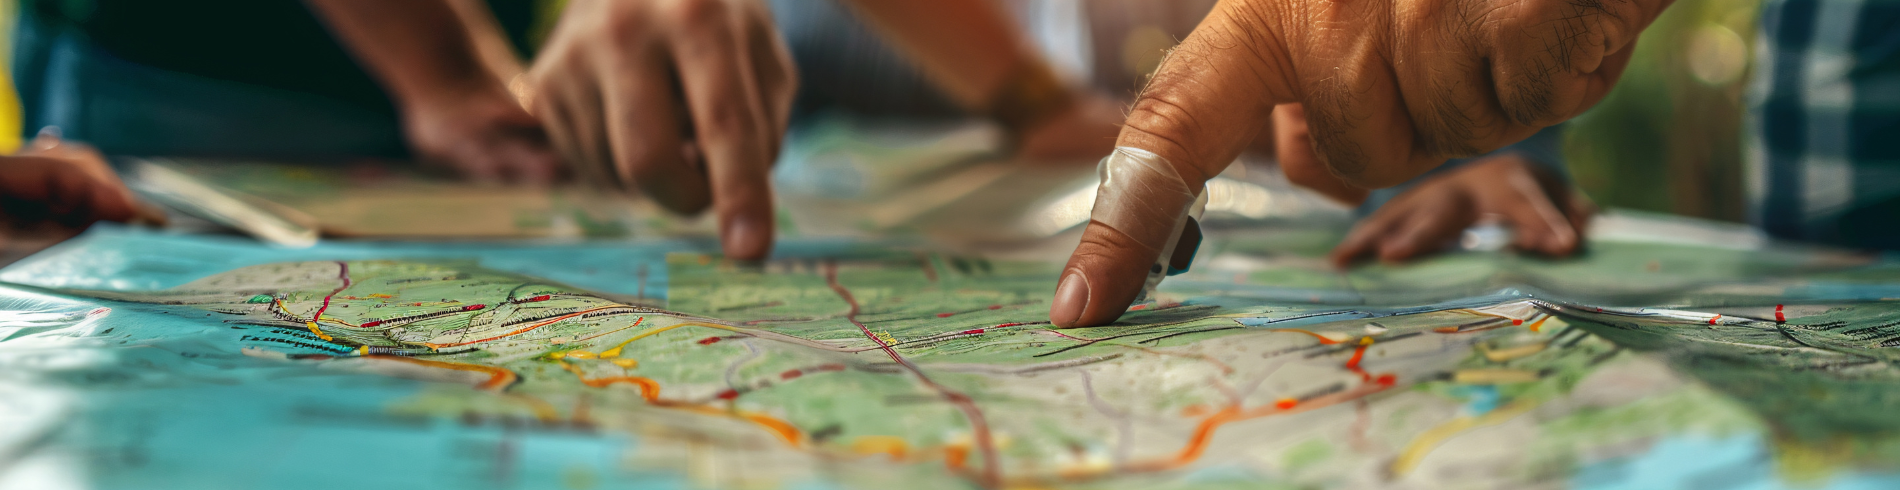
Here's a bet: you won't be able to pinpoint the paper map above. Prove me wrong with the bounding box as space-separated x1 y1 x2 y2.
3 225 1900 489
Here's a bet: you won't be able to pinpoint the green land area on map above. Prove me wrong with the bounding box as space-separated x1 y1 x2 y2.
29 242 1897 490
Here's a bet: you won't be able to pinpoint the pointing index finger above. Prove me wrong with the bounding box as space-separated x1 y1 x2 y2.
1051 148 1207 328
1050 6 1295 328
666 0 779 260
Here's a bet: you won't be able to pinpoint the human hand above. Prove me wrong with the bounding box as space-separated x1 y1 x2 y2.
1329 155 1595 267
0 131 164 229
1052 0 1670 327
1012 93 1123 164
403 80 562 185
1268 103 1369 206
528 0 796 260
304 0 560 185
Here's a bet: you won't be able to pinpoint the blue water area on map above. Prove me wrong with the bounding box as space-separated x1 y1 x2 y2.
10 225 1900 490
0 281 736 490
81 380 639 489
0 226 889 489
1573 434 1900 490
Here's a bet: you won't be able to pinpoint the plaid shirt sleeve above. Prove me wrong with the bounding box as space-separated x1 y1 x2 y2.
1749 0 1900 250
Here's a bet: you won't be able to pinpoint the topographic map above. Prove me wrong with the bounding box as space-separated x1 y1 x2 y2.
3 224 1900 489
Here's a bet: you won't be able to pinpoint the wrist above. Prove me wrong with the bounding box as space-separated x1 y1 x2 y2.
395 72 515 117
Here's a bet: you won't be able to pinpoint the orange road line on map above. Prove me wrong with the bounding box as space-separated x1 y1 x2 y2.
599 321 740 358
945 445 969 471
269 298 363 334
283 298 810 458
996 375 1389 488
558 360 661 401
574 316 644 342
823 261 1001 488
306 261 352 341
427 305 644 348
1123 379 1396 473
647 387 803 448
362 354 516 390
1270 328 1348 344
369 356 806 450
736 410 803 446
349 283 1424 485
653 403 804 447
271 298 335 341
1345 337 1375 381
691 406 801 448
554 360 804 447
848 435 911 460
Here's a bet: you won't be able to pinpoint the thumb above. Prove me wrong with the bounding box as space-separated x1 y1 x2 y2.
1051 8 1285 328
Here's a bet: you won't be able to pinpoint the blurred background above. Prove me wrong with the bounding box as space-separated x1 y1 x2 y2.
0 0 1764 218
0 0 1767 235
1565 0 1758 224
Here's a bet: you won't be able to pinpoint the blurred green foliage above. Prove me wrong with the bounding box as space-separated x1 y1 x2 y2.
1564 0 1760 222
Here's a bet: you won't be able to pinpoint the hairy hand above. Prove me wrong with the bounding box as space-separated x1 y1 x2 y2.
404 80 562 186
1052 0 1670 327
1330 155 1595 266
528 0 796 260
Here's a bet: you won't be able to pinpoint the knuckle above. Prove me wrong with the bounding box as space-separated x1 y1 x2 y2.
1125 89 1200 147
1076 221 1156 261
1121 96 1219 179
697 100 758 141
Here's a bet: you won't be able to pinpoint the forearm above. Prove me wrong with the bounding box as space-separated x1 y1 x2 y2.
837 0 1070 128
304 0 506 108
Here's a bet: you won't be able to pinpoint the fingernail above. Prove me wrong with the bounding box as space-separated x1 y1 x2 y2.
722 215 769 260
1050 272 1090 328
32 126 61 149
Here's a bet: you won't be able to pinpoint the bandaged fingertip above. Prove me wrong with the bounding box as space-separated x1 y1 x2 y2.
1089 147 1207 302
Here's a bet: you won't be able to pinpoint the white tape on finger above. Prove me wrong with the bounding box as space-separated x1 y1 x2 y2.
1089 147 1207 302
